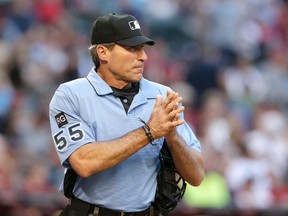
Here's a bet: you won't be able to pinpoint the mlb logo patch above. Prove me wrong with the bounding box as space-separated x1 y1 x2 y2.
129 21 141 30
55 112 68 128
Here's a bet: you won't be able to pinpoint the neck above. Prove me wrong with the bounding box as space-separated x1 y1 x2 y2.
97 68 132 90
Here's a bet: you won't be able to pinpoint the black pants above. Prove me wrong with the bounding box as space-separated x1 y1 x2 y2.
57 197 158 216
58 207 156 216
59 205 95 216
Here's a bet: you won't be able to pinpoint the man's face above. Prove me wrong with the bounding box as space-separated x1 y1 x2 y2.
106 43 148 86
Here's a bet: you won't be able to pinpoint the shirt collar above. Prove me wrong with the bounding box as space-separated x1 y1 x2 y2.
86 68 113 95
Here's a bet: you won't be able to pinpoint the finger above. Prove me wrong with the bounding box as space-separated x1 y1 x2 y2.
176 114 180 121
170 96 183 113
169 92 179 102
172 101 179 111
169 93 182 109
166 101 176 113
166 90 171 97
175 95 183 104
167 106 185 121
173 112 180 121
162 91 175 109
154 95 163 108
171 119 185 127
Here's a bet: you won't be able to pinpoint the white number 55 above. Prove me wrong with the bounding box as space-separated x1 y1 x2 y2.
53 123 84 151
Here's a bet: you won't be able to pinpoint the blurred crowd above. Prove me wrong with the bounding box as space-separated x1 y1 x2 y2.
1 0 288 215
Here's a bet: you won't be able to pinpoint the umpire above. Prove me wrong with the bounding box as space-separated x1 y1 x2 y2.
49 13 205 216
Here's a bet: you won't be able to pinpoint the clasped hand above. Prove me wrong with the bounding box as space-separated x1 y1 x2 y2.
147 91 185 140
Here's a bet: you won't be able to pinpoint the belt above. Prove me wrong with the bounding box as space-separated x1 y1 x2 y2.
96 206 151 216
69 196 152 216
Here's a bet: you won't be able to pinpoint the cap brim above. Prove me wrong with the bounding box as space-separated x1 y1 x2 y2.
116 36 155 47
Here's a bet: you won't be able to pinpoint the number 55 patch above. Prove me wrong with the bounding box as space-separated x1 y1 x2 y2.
53 123 84 151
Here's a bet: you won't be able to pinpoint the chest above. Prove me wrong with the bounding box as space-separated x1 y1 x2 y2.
76 93 156 140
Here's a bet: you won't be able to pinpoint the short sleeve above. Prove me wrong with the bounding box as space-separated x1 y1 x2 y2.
49 85 95 167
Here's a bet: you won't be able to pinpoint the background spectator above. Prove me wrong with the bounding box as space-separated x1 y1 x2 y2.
1 0 288 215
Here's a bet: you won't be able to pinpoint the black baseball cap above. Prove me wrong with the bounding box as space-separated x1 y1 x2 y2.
91 13 154 47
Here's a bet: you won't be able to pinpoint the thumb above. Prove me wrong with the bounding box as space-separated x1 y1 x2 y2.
154 95 163 108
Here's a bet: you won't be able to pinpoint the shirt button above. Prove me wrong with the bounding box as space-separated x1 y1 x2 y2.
123 99 128 103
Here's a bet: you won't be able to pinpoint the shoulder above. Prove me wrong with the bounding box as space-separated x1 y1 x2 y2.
50 78 92 106
59 78 89 91
49 78 95 113
56 78 92 96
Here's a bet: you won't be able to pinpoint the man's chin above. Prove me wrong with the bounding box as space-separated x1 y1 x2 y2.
132 74 143 82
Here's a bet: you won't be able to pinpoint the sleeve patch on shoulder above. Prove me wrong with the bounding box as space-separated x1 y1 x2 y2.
55 112 68 128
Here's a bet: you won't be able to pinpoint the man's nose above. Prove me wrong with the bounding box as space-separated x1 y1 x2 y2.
138 49 147 61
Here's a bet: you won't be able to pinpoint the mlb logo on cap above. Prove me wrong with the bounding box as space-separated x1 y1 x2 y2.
129 21 141 30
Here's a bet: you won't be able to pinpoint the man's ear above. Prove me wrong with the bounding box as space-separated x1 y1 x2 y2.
97 45 110 62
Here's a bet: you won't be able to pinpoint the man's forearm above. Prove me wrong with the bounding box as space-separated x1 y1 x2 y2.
68 126 150 178
167 132 205 186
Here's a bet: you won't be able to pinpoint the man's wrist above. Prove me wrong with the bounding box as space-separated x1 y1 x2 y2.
138 117 157 146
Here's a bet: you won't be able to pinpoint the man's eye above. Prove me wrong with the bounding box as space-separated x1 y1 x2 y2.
123 44 144 52
126 47 137 52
